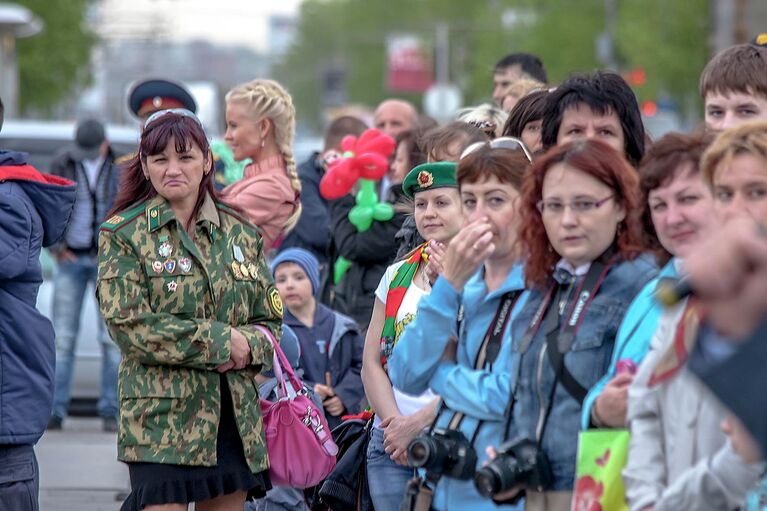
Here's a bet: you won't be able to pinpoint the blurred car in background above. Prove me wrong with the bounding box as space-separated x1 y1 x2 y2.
0 120 139 414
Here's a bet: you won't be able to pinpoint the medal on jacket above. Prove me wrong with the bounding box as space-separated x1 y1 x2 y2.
179 257 192 273
152 260 163 273
158 236 173 259
233 244 250 279
247 263 258 278
167 281 177 292
164 259 176 273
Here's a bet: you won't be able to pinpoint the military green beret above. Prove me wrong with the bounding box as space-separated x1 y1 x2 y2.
402 162 458 199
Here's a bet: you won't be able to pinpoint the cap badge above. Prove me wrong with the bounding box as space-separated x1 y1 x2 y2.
417 171 433 188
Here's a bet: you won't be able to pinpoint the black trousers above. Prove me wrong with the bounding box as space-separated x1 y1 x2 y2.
0 444 39 511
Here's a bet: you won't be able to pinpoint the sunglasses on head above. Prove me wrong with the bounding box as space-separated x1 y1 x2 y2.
143 108 203 130
459 136 533 162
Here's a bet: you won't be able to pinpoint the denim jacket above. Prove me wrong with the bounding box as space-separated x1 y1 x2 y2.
507 254 657 491
389 264 528 510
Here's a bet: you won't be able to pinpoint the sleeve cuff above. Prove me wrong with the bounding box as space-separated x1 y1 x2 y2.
241 324 278 370
207 322 232 365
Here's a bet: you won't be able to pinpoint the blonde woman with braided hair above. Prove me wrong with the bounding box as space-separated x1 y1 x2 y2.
220 79 301 251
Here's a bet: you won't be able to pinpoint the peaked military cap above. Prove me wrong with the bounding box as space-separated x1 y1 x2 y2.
402 161 458 199
128 79 197 120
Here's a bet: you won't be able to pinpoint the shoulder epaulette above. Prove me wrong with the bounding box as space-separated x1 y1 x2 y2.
115 152 135 166
215 201 264 236
100 202 146 233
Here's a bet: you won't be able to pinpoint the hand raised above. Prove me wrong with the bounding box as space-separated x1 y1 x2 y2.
441 218 494 292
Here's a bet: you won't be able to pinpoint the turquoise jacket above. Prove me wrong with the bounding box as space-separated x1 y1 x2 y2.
580 259 677 429
389 264 528 511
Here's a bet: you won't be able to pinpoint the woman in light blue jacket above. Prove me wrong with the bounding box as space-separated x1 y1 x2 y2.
389 141 532 510
582 131 714 430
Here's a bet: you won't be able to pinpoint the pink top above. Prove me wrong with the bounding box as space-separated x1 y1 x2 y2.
219 155 299 251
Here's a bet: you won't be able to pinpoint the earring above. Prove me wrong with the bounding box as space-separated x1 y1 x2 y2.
260 139 265 148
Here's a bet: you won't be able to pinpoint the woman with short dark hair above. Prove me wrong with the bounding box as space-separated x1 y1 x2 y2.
540 72 645 167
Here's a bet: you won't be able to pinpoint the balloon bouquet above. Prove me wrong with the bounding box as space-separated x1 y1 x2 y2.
319 128 396 283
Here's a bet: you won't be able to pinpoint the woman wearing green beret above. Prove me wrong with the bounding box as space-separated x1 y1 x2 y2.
361 162 464 510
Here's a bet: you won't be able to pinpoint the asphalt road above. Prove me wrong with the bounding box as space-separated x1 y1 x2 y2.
37 417 130 511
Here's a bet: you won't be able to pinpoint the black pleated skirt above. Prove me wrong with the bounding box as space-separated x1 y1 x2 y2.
121 375 271 510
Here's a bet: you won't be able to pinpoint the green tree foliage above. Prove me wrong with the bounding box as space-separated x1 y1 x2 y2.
617 0 709 106
14 0 97 114
276 0 709 128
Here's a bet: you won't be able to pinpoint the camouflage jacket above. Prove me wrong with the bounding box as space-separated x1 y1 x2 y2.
96 193 282 472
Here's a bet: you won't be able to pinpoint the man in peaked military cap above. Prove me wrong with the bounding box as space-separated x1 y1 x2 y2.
128 78 198 121
126 78 229 190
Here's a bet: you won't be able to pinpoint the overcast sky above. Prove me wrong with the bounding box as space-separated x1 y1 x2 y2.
97 0 303 52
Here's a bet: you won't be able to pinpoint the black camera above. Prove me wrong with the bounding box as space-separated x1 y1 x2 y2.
474 438 553 500
407 428 478 480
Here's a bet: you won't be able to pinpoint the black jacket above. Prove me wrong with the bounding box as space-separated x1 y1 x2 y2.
327 187 406 332
317 418 373 511
279 153 331 265
395 214 425 260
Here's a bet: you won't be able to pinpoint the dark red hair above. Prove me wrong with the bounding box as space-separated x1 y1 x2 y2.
519 139 645 288
108 113 218 229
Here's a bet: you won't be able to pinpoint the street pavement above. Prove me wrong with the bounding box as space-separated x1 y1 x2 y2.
37 417 130 511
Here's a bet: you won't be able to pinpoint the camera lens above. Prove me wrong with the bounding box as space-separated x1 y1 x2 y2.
474 466 502 497
407 437 434 468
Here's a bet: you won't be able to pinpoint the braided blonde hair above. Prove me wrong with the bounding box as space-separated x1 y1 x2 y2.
226 79 302 232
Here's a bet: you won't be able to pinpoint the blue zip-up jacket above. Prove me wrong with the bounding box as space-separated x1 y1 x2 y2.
0 150 75 445
507 255 657 491
389 264 528 511
580 260 677 429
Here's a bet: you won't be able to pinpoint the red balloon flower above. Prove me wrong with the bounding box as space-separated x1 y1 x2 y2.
320 128 395 200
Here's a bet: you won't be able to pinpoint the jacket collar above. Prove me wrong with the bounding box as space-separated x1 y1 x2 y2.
468 261 526 301
145 192 220 233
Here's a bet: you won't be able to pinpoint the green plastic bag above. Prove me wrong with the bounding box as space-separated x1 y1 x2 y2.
572 429 630 511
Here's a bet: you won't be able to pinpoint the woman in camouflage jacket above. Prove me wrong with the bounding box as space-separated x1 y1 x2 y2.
96 109 282 511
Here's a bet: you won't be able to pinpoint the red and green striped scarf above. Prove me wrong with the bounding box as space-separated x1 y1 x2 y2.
379 242 428 372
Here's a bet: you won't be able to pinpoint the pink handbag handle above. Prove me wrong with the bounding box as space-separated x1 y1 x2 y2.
254 325 304 396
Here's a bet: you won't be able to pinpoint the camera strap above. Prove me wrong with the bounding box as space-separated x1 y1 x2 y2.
503 261 610 441
447 290 521 432
538 261 609 446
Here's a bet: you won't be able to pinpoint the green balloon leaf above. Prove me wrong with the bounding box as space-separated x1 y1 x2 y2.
333 257 353 284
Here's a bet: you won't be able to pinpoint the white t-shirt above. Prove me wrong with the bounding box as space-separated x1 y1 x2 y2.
372 260 437 429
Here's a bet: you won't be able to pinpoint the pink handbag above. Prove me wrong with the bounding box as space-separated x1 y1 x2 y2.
256 326 338 488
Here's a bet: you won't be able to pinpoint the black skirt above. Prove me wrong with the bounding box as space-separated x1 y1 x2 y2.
121 375 271 510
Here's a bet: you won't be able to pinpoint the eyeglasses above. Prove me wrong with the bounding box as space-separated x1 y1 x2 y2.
143 108 203 130
536 195 615 215
459 136 533 163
